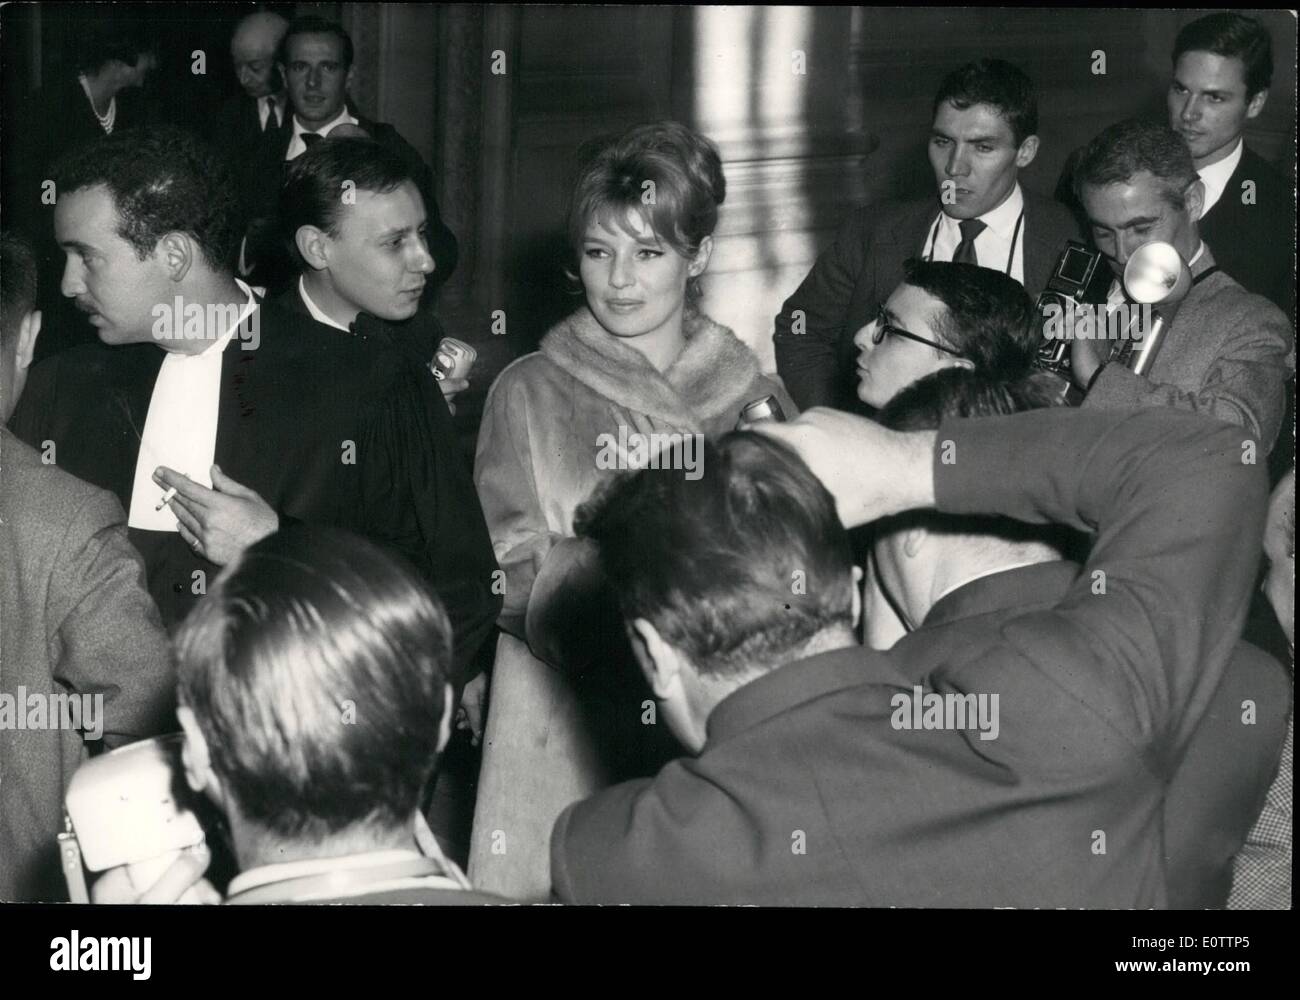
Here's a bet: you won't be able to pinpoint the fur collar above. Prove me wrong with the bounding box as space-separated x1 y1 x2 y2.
540 306 761 428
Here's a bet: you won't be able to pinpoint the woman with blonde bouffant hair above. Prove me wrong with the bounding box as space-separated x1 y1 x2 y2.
469 120 795 899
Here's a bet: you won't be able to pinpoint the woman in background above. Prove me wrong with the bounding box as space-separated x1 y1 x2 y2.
470 120 794 899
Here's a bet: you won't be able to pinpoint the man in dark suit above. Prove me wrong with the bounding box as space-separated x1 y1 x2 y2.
1 231 174 902
1167 12 1293 319
91 527 503 905
7 126 500 687
868 368 1288 909
1068 119 1294 455
240 16 457 295
552 397 1266 905
773 59 1079 411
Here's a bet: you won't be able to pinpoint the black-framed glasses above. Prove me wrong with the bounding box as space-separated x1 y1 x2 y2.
871 306 966 357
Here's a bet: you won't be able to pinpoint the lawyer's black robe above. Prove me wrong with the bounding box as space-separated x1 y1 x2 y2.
7 298 501 685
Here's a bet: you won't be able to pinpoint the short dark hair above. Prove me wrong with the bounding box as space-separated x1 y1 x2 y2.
281 137 419 266
1 231 38 350
1071 119 1198 212
1174 12 1274 98
574 432 855 678
567 120 725 296
175 526 453 842
932 59 1038 146
899 258 1039 375
879 365 1060 432
52 127 240 271
278 15 354 71
73 18 155 75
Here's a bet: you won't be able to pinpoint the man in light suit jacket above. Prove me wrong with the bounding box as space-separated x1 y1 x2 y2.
1069 119 1294 455
774 59 1080 410
6 128 501 686
552 397 1265 905
0 232 174 901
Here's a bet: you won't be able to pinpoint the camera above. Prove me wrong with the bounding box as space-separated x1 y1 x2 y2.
1032 240 1107 405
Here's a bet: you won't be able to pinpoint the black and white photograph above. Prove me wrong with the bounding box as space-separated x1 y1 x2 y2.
0 1 1294 980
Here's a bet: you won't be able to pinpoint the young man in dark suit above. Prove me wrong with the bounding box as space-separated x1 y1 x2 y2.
6 127 501 690
773 59 1080 411
552 394 1267 905
1168 12 1293 319
0 231 174 902
1069 119 1294 456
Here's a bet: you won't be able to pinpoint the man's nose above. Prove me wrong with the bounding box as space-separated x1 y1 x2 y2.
854 321 876 352
945 147 969 177
60 258 84 299
1115 233 1140 266
1179 96 1200 123
412 241 435 274
307 66 322 89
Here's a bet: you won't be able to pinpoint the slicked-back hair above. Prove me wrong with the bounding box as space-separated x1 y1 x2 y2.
1 231 38 349
899 258 1039 376
175 526 454 842
879 365 1061 432
932 59 1038 146
574 432 855 678
281 137 418 257
1072 119 1199 212
52 127 240 271
278 15 354 70
1174 12 1274 98
567 120 726 287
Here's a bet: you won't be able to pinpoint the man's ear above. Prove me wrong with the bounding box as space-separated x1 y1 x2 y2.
949 355 976 373
295 225 331 271
1184 177 1206 223
901 524 928 559
1246 89 1268 120
688 235 714 278
177 706 217 797
158 232 194 282
15 310 41 373
629 618 685 701
850 564 864 630
435 684 453 755
1015 134 1040 169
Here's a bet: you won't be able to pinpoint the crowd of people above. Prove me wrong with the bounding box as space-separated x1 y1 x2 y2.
0 10 1293 908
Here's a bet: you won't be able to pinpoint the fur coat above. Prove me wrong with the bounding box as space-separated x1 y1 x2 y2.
468 305 795 899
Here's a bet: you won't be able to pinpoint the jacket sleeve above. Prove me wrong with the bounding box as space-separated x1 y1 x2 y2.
473 367 562 640
1083 295 1295 451
934 406 1268 765
48 489 175 748
773 207 872 410
357 355 502 686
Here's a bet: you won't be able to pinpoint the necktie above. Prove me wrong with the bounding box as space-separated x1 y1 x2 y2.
301 131 322 148
953 218 987 266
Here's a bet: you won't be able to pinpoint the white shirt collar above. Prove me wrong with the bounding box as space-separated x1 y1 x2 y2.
228 849 426 898
940 182 1024 238
1197 138 1244 216
286 106 359 159
298 275 352 333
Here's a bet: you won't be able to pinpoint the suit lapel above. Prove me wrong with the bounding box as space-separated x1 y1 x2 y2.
877 202 938 296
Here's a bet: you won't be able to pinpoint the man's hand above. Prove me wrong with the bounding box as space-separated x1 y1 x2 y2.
748 407 936 529
91 844 220 905
154 464 279 566
1070 336 1106 390
434 373 469 416
456 672 488 747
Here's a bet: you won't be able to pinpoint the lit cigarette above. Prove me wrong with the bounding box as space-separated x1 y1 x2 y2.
155 486 178 511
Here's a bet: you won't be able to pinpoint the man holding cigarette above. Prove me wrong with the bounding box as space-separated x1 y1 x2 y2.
7 127 501 691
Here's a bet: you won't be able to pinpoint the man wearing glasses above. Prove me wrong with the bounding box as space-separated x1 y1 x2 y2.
852 259 1040 410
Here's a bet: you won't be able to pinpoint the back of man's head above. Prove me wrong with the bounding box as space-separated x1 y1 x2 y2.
575 432 856 680
1174 12 1273 98
932 58 1038 146
874 367 1064 626
281 137 416 266
1071 119 1198 211
0 231 39 423
174 525 453 844
900 258 1039 376
53 126 240 273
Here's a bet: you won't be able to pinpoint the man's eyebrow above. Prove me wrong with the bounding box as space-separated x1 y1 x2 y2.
1095 215 1162 230
58 239 96 254
375 224 415 240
